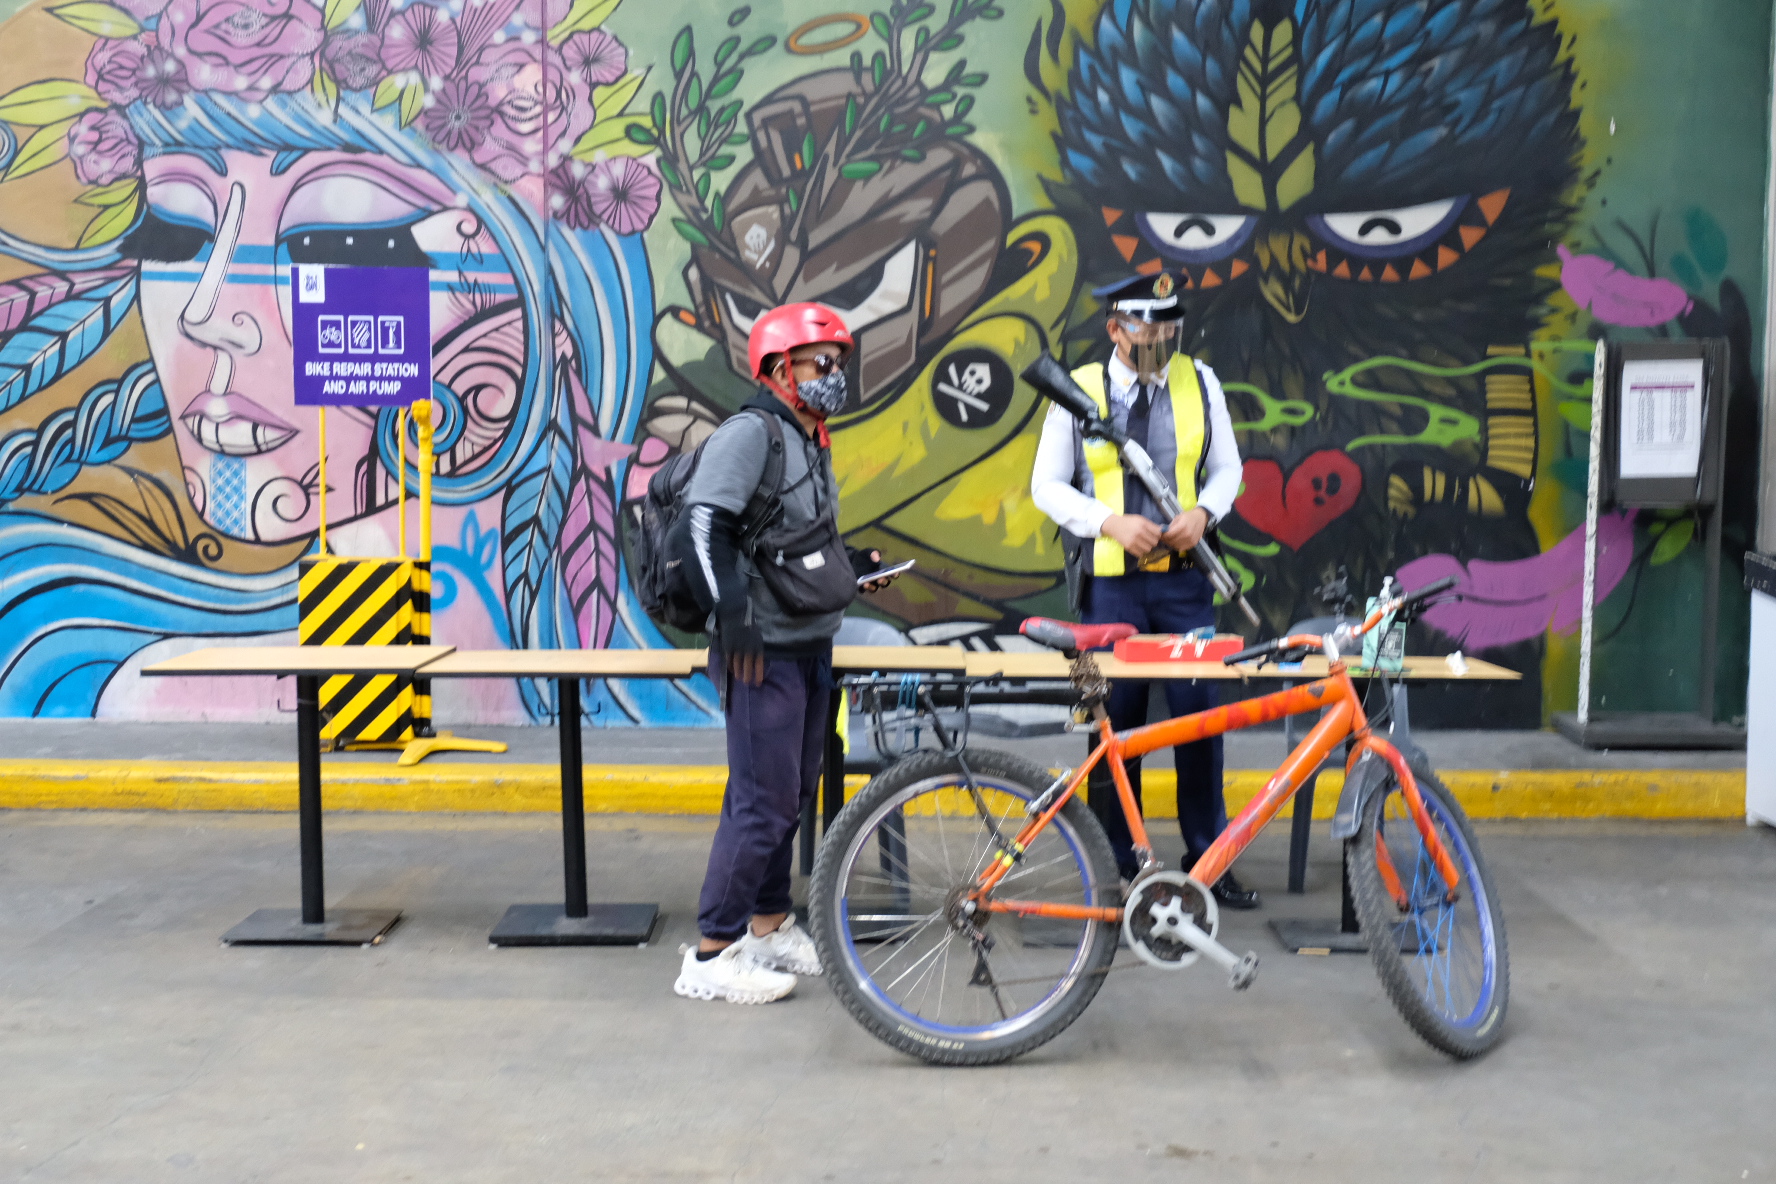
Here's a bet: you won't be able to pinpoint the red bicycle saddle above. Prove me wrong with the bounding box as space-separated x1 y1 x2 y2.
1019 617 1137 652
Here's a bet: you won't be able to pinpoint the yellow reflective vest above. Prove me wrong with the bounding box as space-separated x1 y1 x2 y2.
1072 355 1208 577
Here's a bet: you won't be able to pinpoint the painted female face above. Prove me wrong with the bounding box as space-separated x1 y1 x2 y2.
130 148 518 542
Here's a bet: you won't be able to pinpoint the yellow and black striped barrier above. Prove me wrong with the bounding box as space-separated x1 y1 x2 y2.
297 556 417 744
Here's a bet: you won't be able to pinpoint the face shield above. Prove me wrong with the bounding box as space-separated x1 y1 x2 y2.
1114 314 1183 385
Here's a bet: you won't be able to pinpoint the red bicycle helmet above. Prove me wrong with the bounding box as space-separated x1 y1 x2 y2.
747 301 854 380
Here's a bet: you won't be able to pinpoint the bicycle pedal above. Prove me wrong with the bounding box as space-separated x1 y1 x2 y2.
1229 952 1259 991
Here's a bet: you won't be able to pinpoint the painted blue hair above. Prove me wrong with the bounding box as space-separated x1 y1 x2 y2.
0 89 717 723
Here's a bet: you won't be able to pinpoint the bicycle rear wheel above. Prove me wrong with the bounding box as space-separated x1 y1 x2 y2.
1348 753 1509 1057
809 748 1119 1065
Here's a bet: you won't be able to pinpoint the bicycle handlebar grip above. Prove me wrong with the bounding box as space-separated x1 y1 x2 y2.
1223 639 1280 666
1403 574 1460 604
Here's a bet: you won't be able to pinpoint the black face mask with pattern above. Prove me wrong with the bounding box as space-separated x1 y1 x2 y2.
797 371 848 417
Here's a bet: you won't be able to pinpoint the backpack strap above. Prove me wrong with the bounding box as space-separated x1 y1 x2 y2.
737 407 788 551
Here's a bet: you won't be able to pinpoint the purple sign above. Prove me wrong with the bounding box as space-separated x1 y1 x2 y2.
291 265 432 407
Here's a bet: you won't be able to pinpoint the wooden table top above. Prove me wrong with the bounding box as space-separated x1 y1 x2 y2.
962 650 1518 681
831 645 971 672
418 648 709 678
142 645 456 677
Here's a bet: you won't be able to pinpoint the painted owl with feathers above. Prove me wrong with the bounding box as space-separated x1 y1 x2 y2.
1045 0 1583 713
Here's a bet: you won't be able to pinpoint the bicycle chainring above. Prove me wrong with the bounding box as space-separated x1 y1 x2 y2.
1123 871 1218 970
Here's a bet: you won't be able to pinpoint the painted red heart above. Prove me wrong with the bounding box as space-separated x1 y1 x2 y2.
1234 451 1363 550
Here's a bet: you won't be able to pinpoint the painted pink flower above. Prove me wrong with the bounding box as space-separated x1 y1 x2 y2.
547 159 599 229
68 109 141 186
86 36 151 105
585 155 659 236
379 2 458 80
161 0 324 100
321 29 384 90
423 77 495 153
466 42 592 181
139 44 192 108
562 29 625 88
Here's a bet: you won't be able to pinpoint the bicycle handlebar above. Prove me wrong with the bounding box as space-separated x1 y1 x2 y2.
1221 576 1461 667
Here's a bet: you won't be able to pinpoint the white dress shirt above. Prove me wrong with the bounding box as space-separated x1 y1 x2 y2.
1030 352 1242 539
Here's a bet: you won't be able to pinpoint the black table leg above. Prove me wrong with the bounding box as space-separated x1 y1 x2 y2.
488 677 657 947
221 674 401 946
821 686 846 834
559 677 589 919
1287 774 1315 895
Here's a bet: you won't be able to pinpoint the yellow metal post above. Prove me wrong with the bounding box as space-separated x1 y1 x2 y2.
416 398 433 562
316 406 328 554
396 405 407 558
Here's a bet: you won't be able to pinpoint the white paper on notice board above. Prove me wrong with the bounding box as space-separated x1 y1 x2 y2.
1618 357 1704 479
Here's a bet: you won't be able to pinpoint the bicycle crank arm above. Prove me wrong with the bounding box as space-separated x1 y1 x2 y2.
1173 924 1260 990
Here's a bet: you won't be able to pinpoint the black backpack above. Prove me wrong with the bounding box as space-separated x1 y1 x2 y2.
628 407 786 633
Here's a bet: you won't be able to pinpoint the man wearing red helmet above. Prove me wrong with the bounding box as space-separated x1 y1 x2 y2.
670 302 900 1005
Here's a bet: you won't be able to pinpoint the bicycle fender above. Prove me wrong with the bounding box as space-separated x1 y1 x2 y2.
1330 738 1434 841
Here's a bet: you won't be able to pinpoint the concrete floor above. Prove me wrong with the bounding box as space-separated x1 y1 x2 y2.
2 718 1748 770
0 809 1770 1182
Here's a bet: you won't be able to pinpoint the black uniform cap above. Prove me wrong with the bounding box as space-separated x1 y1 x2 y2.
1091 270 1186 323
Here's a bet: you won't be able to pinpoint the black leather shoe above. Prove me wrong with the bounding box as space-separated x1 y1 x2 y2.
1211 873 1261 910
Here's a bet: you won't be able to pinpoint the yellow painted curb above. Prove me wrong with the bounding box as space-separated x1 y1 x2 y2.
0 760 1745 820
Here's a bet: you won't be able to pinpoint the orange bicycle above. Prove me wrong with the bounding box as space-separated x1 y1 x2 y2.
809 576 1508 1065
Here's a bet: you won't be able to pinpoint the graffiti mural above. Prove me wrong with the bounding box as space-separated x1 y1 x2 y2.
0 0 1764 725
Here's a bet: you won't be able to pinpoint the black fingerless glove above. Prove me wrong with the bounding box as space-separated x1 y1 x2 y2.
716 597 765 664
848 547 881 580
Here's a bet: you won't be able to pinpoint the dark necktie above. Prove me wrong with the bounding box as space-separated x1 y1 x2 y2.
1123 383 1154 523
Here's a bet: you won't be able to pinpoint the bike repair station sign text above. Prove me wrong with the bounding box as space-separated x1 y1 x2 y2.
291 265 431 407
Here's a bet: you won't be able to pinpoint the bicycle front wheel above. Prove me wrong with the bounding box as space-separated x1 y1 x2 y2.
809 748 1120 1065
1348 752 1509 1057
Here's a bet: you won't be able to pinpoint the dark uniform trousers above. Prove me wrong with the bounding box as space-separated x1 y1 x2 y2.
1082 565 1227 880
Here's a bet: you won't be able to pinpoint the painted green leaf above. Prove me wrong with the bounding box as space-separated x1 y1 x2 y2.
657 156 682 187
571 115 655 159
49 1 140 37
710 193 725 230
684 73 703 112
398 78 424 127
671 28 693 76
593 71 647 123
843 94 857 136
952 95 972 118
870 12 890 41
78 191 139 246
725 131 747 145
786 185 800 211
708 153 734 170
1650 517 1694 565
2 119 74 182
924 90 953 106
1683 207 1728 278
743 36 774 56
871 52 886 88
672 217 709 245
945 121 973 136
1223 18 1314 213
1557 399 1591 432
906 4 933 20
695 171 710 200
934 35 962 50
900 147 924 161
714 35 740 66
706 70 741 101
76 177 139 206
0 79 104 126
372 75 402 110
1668 253 1702 292
548 0 620 44
839 160 881 179
958 72 985 87
727 6 750 28
321 0 359 30
650 93 667 130
801 131 816 168
697 107 711 138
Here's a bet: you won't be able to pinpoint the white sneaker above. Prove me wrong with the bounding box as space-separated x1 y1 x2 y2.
674 942 797 1004
739 915 823 976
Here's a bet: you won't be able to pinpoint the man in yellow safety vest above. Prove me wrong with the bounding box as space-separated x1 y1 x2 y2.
1029 270 1259 909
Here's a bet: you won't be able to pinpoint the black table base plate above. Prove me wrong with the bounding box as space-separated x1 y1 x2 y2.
489 903 659 946
222 908 402 946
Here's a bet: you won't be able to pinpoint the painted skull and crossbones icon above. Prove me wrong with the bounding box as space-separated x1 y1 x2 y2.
935 360 996 422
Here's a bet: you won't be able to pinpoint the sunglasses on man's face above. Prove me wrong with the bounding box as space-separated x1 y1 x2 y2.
785 352 846 377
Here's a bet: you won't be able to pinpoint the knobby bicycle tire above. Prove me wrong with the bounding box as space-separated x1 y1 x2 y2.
809 749 1120 1065
1347 752 1510 1058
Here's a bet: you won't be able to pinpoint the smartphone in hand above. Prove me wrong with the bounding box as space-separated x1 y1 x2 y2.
856 559 916 588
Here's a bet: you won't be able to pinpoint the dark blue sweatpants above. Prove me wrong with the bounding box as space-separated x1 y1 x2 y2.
1082 567 1228 879
696 649 832 941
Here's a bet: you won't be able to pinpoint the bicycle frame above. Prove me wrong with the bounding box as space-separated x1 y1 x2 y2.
971 642 1463 925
